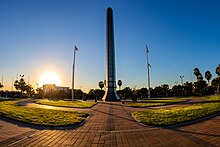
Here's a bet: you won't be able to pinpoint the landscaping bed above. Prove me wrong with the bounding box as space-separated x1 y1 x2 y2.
132 96 220 126
0 100 89 127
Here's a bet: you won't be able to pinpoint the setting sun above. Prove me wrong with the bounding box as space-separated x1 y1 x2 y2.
39 72 61 86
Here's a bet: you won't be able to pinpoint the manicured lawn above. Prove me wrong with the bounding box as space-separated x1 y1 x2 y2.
206 95 220 101
0 101 89 127
132 95 220 126
126 98 187 108
36 99 96 108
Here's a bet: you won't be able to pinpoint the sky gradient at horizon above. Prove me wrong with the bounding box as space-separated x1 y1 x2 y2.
0 0 220 91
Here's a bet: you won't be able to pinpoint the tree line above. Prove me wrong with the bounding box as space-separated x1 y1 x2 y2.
0 65 219 100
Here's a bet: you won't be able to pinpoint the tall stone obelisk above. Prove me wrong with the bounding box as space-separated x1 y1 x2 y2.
102 7 120 101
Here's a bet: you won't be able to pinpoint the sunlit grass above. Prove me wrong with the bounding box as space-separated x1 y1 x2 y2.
126 98 187 108
132 95 220 126
0 101 89 127
36 99 96 108
206 95 220 101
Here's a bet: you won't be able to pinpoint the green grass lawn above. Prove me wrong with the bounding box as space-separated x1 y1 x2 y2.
132 95 220 126
35 99 96 108
0 101 89 127
126 98 187 108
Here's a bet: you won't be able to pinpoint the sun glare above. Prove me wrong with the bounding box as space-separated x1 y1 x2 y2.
39 72 61 86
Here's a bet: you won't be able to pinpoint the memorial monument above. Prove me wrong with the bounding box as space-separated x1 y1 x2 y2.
102 7 120 101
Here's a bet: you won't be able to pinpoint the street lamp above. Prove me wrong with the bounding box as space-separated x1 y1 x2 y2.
180 76 184 85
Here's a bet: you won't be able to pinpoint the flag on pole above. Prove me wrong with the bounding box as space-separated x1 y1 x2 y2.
146 45 149 53
74 45 79 52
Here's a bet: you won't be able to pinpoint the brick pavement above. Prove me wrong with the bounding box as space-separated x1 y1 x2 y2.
0 98 219 146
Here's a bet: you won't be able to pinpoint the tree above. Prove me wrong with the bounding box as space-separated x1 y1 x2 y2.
172 85 183 96
216 64 220 76
36 87 44 98
14 78 27 96
194 80 207 96
0 83 3 89
117 87 132 100
198 74 203 81
194 68 201 79
183 82 193 96
98 81 104 90
154 86 163 97
161 84 170 97
26 85 35 97
136 88 148 99
88 89 104 100
211 77 220 94
205 71 212 85
117 80 122 90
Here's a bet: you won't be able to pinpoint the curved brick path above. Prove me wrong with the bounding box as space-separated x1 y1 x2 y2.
0 98 220 146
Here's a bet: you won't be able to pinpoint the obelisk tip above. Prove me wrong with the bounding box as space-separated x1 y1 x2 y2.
107 7 113 12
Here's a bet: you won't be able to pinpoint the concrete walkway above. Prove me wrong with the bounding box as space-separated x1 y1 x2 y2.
0 98 219 146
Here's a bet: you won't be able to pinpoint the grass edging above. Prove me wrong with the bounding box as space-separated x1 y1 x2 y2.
35 99 97 108
126 99 190 108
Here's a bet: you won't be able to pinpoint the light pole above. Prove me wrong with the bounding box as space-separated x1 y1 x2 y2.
180 76 184 96
180 76 184 85
72 45 78 102
146 45 151 100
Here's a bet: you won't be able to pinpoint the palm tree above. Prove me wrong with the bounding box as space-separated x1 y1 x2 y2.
198 74 203 81
211 77 220 94
205 71 212 85
98 81 104 90
216 64 220 76
117 80 122 90
194 68 200 79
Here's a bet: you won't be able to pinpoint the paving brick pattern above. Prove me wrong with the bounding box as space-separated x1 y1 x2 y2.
0 98 219 146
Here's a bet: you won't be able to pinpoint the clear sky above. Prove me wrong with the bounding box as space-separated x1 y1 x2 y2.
0 0 220 92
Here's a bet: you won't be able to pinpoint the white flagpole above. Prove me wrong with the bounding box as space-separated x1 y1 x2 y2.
72 45 77 102
146 45 151 100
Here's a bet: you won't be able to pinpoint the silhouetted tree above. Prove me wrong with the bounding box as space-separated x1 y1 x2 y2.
14 76 27 96
136 88 148 99
194 68 201 79
211 77 220 94
98 81 104 90
117 87 132 100
117 80 122 90
183 82 193 96
194 80 207 96
88 89 104 100
26 84 35 97
161 84 170 97
0 83 3 89
216 64 220 76
36 87 44 98
205 71 212 85
154 86 163 97
198 74 203 81
172 85 183 96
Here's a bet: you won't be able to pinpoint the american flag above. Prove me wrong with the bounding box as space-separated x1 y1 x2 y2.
146 45 149 53
74 45 78 52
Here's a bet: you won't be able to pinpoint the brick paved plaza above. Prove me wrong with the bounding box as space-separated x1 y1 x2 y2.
0 98 219 146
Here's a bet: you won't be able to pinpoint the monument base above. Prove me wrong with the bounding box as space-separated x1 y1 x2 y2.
102 92 120 101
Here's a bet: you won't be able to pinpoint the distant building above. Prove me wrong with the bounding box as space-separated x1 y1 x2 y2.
55 86 69 92
43 84 69 93
43 84 56 93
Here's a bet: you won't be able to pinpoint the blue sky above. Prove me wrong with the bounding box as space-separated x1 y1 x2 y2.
0 0 220 91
